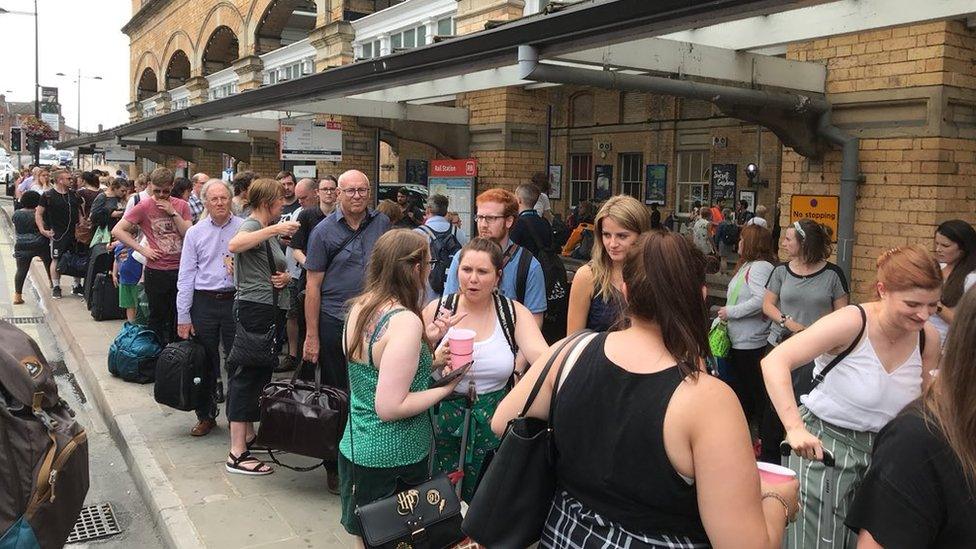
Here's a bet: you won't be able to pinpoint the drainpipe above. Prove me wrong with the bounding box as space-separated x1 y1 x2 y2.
816 111 859 280
517 45 860 281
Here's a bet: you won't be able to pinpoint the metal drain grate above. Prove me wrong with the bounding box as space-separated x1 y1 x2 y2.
1 316 46 325
65 503 122 543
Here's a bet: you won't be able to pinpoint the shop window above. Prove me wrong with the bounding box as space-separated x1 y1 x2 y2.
676 150 710 216
570 153 593 206
619 153 643 200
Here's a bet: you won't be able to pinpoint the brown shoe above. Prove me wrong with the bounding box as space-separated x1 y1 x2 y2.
12 293 24 305
327 471 340 495
191 419 217 437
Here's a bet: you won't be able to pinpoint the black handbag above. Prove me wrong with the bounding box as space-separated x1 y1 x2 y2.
56 249 90 278
346 316 465 549
462 330 593 548
255 361 349 471
226 241 280 370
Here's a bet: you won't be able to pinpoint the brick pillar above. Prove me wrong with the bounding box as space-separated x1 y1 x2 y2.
239 137 280 177
126 101 142 122
185 76 209 106
455 0 526 35
781 20 976 299
315 116 378 181
309 20 355 72
232 55 264 91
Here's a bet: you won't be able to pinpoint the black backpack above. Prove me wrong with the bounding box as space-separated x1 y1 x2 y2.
514 237 569 344
570 227 594 261
720 222 740 247
154 339 209 412
420 225 463 295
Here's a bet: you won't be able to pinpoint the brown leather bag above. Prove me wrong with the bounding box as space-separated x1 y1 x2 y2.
0 320 89 548
254 362 349 471
74 194 93 245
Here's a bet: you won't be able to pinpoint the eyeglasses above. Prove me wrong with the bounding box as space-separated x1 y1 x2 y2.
428 259 439 266
319 187 337 193
475 214 507 224
339 187 369 197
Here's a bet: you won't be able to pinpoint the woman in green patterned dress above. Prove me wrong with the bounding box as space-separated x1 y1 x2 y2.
422 238 549 501
338 229 466 539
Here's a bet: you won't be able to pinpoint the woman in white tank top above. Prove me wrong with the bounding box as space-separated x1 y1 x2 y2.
761 246 942 549
421 238 548 501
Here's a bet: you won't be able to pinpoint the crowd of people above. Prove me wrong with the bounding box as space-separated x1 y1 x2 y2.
8 162 976 547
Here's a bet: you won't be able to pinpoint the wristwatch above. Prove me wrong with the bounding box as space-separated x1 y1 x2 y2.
779 314 790 328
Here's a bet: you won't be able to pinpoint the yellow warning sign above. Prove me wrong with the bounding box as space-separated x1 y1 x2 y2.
790 195 839 242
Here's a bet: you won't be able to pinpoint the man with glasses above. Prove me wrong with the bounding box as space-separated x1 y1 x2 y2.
35 169 82 299
443 188 547 325
113 167 193 345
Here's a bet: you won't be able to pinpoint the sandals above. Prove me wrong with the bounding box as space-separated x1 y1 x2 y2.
225 451 273 476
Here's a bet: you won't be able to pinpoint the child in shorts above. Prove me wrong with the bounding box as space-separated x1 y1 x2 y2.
113 243 143 322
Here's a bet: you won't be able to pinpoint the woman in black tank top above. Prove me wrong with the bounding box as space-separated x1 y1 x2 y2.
492 232 800 548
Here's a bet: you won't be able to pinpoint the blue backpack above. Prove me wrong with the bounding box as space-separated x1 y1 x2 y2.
108 322 161 384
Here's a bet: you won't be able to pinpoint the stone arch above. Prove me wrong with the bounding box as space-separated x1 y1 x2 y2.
165 50 192 90
137 67 159 101
202 26 241 75
160 30 197 79
247 0 317 55
196 2 247 64
133 50 161 100
570 92 594 127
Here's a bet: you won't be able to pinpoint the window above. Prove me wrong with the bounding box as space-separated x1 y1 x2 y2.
676 151 710 216
391 33 402 50
263 58 314 85
570 154 593 206
208 82 237 100
390 24 426 52
619 153 643 200
437 17 454 36
361 39 381 59
172 97 189 110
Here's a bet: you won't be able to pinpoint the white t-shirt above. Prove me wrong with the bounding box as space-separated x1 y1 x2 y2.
534 193 551 217
930 266 976 345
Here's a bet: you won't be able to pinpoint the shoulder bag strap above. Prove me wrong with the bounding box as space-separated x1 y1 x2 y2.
324 214 375 274
264 240 279 312
518 330 592 418
811 304 866 388
727 265 751 307
493 292 518 355
515 247 533 305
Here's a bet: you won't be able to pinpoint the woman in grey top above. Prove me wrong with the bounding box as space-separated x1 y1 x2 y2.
224 178 299 476
759 218 848 463
716 224 775 431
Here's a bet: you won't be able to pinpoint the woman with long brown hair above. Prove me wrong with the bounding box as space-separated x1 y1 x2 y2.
493 231 799 548
846 286 976 547
717 224 776 430
930 219 976 344
338 229 465 540
762 245 942 549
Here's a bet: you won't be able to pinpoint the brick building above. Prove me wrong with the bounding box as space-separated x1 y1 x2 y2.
64 0 976 298
0 95 73 155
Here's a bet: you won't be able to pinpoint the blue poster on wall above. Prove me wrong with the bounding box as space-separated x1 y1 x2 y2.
594 164 613 201
644 164 667 205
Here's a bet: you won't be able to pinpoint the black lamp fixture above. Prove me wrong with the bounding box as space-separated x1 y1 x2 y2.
745 162 768 188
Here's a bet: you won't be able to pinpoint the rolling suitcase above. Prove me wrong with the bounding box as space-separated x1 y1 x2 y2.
154 339 208 412
84 246 114 309
89 273 126 321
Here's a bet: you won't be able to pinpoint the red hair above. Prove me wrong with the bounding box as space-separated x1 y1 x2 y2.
876 245 942 295
476 188 518 218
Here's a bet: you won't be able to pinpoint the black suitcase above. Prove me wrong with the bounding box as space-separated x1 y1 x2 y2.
154 339 208 412
84 246 114 309
90 273 126 321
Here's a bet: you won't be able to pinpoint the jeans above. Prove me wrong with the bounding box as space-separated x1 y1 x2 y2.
144 268 179 346
189 291 236 421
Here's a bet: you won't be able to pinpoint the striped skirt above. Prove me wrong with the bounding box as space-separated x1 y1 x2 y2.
785 407 876 549
541 490 710 549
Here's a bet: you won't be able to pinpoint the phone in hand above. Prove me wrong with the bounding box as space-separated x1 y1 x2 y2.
431 361 473 389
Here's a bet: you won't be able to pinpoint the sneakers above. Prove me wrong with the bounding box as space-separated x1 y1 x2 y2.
72 284 84 297
274 354 299 373
51 286 62 299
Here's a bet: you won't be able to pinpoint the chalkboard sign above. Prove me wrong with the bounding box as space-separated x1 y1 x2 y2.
710 163 737 203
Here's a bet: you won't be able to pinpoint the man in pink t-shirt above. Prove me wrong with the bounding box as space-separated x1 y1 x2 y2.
112 167 192 344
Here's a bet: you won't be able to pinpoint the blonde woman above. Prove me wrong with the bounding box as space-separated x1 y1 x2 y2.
566 195 651 333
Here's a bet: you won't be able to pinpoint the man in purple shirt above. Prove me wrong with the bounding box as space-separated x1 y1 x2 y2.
175 179 242 436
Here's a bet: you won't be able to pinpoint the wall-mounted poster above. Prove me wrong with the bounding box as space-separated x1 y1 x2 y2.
710 163 737 204
594 164 613 201
644 164 667 205
548 165 562 200
738 190 756 214
405 159 428 186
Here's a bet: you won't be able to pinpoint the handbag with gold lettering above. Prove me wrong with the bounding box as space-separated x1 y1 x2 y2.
354 471 463 549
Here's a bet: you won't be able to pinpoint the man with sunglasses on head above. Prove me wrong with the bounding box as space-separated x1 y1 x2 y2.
35 169 83 299
113 167 192 345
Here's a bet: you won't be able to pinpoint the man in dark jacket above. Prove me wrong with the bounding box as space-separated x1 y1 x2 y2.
510 183 553 256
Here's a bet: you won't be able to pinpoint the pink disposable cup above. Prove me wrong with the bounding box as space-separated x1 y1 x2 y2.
757 462 797 484
451 352 474 370
449 329 476 356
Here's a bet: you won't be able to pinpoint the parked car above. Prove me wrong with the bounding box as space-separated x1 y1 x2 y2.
377 183 428 206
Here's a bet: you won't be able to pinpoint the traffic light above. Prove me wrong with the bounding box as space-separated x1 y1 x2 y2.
10 128 22 152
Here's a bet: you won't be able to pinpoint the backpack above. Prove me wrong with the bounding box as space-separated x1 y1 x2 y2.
514 239 569 345
108 322 162 384
154 339 209 412
720 222 740 247
570 227 594 261
420 225 463 295
0 321 89 549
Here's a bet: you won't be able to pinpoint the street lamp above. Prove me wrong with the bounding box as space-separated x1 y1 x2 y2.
0 1 39 165
56 71 102 138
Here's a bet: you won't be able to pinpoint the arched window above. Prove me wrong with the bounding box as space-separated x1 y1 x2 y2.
254 0 316 54
202 26 240 75
137 68 158 101
165 50 191 90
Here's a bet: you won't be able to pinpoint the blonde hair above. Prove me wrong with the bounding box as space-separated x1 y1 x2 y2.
590 195 651 300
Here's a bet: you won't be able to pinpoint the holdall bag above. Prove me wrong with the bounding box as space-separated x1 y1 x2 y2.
108 322 162 384
56 248 89 279
255 361 349 471
89 273 126 321
462 331 593 548
226 241 280 371
0 320 89 549
154 339 208 412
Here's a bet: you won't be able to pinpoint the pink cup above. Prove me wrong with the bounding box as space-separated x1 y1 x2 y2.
448 329 476 356
757 462 797 484
451 352 473 369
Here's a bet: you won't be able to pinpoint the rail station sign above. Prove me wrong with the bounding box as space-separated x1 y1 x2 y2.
429 159 477 236
790 194 839 242
279 119 342 161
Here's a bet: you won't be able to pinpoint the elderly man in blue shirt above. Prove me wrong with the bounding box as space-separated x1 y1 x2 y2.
176 179 243 437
